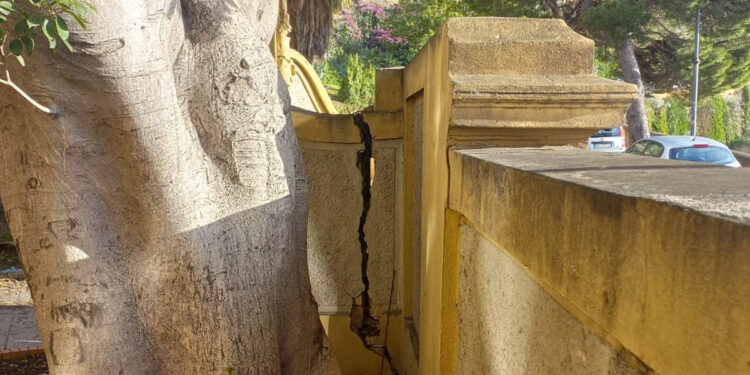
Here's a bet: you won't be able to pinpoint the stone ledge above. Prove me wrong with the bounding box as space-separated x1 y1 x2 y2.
292 107 403 144
448 147 750 375
445 18 594 75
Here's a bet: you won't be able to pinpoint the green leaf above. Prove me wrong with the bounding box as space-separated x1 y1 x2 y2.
71 1 87 15
21 35 34 55
61 37 73 52
55 16 69 41
14 20 28 35
27 15 43 28
65 10 87 29
15 55 25 67
0 1 18 13
0 14 5 23
84 1 96 12
42 18 56 49
9 38 23 56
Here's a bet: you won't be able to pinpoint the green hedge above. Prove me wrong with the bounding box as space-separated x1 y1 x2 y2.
710 96 727 142
340 54 375 112
666 98 689 135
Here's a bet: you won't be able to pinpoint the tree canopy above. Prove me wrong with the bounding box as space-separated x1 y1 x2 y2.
545 0 750 97
637 0 750 97
321 0 750 115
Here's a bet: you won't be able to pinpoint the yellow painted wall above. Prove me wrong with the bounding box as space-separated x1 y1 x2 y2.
297 16 643 375
449 148 750 375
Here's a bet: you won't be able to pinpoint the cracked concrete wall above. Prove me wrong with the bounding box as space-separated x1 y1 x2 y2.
457 225 645 375
301 140 401 315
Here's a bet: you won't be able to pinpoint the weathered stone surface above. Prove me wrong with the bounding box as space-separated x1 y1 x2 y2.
400 17 637 374
449 147 750 375
302 141 400 315
457 225 644 375
288 79 317 112
446 17 593 75
375 68 404 112
293 109 403 144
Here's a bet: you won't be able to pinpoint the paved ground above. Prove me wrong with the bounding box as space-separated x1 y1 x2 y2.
0 306 41 351
0 244 42 352
0 278 41 351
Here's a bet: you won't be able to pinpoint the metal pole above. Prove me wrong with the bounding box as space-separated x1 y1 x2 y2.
691 8 701 137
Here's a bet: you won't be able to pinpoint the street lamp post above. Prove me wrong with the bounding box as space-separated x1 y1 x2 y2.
691 8 701 137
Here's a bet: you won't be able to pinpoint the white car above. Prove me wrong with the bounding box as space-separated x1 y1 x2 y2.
625 136 741 168
588 126 627 152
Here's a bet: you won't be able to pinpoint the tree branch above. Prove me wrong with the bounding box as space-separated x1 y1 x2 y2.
570 0 595 21
0 37 54 116
544 0 564 19
0 73 54 115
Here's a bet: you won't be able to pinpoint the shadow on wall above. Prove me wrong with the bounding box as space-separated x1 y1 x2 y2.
321 315 399 375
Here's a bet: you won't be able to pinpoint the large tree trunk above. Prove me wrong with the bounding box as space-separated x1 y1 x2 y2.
617 37 651 142
0 1 338 374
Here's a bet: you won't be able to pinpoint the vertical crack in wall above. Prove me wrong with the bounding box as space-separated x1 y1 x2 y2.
350 114 399 375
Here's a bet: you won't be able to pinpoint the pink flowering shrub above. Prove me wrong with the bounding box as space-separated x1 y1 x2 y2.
334 0 410 67
322 0 470 111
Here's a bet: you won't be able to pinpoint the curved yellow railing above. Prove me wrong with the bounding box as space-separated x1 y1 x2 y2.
287 50 339 114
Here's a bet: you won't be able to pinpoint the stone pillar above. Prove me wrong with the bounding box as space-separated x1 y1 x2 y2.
397 18 637 375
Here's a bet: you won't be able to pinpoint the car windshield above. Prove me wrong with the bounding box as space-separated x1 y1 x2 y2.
592 127 621 137
625 141 647 155
668 146 735 165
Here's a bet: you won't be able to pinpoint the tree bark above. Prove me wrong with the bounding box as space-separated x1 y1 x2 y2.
617 37 651 142
544 0 564 19
0 1 338 374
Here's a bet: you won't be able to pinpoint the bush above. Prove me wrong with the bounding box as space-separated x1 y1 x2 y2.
388 0 469 60
324 1 412 111
665 97 689 135
645 101 657 130
340 54 376 111
729 135 750 149
724 98 740 144
320 60 343 91
322 0 478 111
710 96 727 142
656 107 669 134
743 86 750 135
594 47 621 79
646 100 669 134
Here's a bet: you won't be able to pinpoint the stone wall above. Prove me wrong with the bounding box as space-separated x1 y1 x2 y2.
291 106 412 374
302 139 401 315
457 225 643 375
449 147 750 375
287 16 750 375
